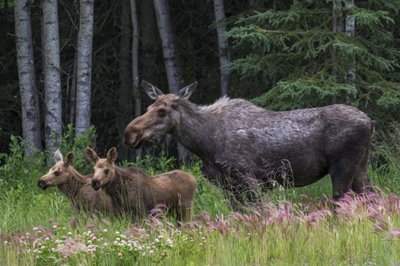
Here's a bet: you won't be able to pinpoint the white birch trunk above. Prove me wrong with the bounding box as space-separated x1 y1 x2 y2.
14 0 42 154
213 0 230 96
345 0 356 84
42 0 62 152
153 0 190 163
153 0 183 93
75 0 94 136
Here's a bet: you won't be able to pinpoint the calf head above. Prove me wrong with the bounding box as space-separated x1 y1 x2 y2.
123 80 197 148
38 150 74 190
85 147 118 191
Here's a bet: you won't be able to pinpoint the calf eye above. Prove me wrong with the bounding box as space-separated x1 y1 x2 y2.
158 108 167 117
104 169 109 175
54 171 60 176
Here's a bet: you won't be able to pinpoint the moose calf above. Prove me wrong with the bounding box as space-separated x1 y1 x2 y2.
38 150 114 214
85 147 197 222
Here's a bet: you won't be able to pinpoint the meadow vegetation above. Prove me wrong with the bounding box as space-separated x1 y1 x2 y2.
1 125 400 265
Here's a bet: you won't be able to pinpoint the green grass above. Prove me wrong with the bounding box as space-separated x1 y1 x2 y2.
1 161 400 265
1 133 400 265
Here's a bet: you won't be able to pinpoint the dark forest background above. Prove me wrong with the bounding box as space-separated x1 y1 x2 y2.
1 0 399 162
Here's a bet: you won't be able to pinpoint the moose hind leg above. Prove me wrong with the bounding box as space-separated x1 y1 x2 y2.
352 147 373 193
329 158 359 200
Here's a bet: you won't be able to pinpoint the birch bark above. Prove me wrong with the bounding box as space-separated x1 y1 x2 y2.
213 0 230 96
42 0 62 152
14 0 42 154
75 0 94 135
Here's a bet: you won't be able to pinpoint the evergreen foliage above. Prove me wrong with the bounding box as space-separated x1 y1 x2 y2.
227 0 400 124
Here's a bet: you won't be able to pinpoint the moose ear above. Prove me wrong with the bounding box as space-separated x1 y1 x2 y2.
177 81 197 99
54 149 63 162
106 147 118 163
85 147 99 163
64 152 75 167
142 80 164 100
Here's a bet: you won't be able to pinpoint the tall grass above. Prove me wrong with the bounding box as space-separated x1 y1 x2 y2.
1 125 400 265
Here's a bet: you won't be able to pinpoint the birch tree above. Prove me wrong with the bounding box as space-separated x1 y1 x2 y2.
213 0 230 96
153 0 189 162
14 0 42 154
345 0 356 84
75 0 94 136
153 0 183 93
42 0 62 152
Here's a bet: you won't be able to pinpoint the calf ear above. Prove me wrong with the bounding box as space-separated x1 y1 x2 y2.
107 147 118 163
85 147 99 163
142 80 164 100
177 81 197 99
54 149 63 162
64 152 74 167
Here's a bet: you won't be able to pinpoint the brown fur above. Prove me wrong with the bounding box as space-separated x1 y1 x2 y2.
124 81 375 202
38 150 114 214
85 147 197 222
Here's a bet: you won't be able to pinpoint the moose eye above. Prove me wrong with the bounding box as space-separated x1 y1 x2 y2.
104 169 109 175
54 171 60 176
158 108 167 117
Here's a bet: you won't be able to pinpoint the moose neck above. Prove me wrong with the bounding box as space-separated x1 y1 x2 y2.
172 99 218 160
106 167 126 196
57 167 86 200
105 166 129 210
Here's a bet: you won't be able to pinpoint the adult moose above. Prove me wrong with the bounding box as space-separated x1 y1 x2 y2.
124 81 374 201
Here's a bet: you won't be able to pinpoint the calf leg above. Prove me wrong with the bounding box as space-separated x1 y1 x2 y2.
176 205 192 222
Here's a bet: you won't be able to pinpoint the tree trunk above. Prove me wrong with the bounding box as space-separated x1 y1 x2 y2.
139 0 157 83
153 0 183 93
42 0 62 153
131 0 142 158
75 0 94 136
14 0 42 154
153 0 189 163
345 0 356 84
117 0 132 161
213 0 230 96
154 0 189 162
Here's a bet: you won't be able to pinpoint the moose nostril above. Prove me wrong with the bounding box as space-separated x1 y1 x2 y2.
91 179 100 190
38 180 47 189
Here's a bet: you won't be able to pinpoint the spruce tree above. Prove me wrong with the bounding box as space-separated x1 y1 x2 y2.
227 0 400 124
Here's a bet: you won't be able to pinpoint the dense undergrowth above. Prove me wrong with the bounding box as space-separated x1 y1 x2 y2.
1 125 400 265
